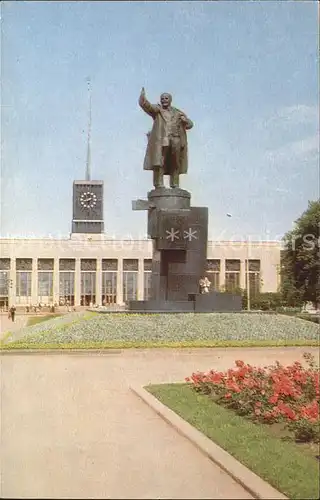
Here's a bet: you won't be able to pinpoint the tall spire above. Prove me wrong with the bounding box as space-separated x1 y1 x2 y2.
85 77 92 181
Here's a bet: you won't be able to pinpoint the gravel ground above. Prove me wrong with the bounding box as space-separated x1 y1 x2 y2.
5 312 319 345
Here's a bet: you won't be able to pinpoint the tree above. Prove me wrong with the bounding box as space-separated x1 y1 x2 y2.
281 200 320 308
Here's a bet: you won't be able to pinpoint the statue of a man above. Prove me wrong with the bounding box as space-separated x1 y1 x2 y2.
199 276 211 294
139 87 193 189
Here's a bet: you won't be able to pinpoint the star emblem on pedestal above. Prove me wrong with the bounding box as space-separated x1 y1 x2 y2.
166 228 180 241
183 228 198 241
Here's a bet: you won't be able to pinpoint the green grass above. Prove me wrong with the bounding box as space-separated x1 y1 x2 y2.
146 383 320 500
26 314 63 327
1 338 319 350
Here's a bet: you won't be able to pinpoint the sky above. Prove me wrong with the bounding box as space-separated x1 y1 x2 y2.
1 0 319 241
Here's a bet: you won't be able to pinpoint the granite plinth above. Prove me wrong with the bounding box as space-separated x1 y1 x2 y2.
128 300 194 312
195 292 242 312
148 187 191 210
128 293 242 313
133 186 209 304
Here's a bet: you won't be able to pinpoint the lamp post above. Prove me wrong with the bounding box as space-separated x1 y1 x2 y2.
246 252 251 311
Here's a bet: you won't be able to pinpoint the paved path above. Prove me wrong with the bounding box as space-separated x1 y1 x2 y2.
0 347 317 499
0 314 28 340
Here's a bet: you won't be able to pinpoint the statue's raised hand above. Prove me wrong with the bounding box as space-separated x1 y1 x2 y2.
140 87 146 97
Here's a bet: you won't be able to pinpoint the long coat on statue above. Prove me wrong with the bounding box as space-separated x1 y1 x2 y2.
139 95 193 175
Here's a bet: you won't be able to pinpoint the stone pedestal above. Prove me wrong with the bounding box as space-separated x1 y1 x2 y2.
132 187 208 306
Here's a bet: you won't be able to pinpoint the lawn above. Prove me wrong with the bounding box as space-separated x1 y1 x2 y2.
147 383 320 500
1 312 319 349
27 314 63 327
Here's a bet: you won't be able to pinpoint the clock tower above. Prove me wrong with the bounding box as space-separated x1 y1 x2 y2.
71 78 104 235
72 180 104 234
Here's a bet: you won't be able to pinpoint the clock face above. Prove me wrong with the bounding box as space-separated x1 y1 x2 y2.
79 191 97 209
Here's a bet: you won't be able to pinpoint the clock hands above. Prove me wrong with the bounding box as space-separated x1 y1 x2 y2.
80 191 97 209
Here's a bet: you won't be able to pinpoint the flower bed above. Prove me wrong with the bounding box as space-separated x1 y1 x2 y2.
2 312 319 348
186 353 320 444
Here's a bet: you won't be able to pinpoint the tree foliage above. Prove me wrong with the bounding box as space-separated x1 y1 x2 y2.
281 200 320 307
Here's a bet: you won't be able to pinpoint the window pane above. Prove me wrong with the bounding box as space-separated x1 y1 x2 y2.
123 259 138 271
80 272 96 306
248 259 261 272
59 259 75 271
102 259 118 271
248 272 260 297
207 273 220 291
0 259 10 270
16 259 32 271
102 271 117 304
123 271 138 301
144 272 152 299
81 272 96 294
206 259 220 272
225 260 240 272
38 259 54 271
143 259 152 271
81 259 97 271
16 272 32 296
38 272 53 297
0 271 9 295
225 272 240 292
59 272 75 305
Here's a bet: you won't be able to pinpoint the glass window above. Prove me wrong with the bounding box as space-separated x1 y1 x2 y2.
248 259 261 272
225 272 240 292
248 272 261 297
38 272 53 301
246 260 261 297
0 259 10 270
16 259 32 271
144 272 152 300
143 259 152 271
102 259 118 271
38 259 54 271
225 259 240 272
0 271 9 295
59 259 75 271
80 271 96 306
206 259 220 291
16 271 32 300
123 259 138 271
123 271 138 302
102 271 117 304
81 259 97 271
206 259 220 272
59 272 75 306
208 272 220 291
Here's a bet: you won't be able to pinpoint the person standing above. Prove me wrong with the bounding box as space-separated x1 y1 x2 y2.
10 305 16 322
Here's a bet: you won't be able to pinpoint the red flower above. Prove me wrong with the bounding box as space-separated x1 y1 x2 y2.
300 400 319 422
235 360 245 368
269 394 279 404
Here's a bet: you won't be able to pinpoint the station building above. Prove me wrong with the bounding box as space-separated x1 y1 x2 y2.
0 178 282 309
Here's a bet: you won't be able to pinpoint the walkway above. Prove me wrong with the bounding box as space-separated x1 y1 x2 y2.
0 313 28 340
1 347 317 499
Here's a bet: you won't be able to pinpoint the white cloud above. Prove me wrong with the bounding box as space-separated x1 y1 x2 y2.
269 104 318 127
266 134 319 163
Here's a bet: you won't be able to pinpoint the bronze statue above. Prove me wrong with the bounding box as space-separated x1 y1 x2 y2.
139 87 193 189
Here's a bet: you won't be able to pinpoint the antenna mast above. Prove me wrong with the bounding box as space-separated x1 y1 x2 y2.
85 77 92 181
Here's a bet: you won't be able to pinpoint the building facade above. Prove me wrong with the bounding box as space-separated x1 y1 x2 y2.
0 174 282 308
0 234 281 308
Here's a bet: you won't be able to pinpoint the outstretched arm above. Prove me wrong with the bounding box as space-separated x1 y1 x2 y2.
139 87 159 118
